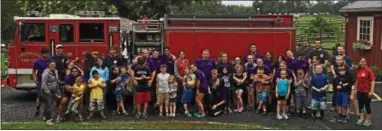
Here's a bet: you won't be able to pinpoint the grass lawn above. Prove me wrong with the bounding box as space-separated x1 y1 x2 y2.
1 121 283 130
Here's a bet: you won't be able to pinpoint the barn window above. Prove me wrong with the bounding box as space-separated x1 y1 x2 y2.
357 17 373 44
59 24 74 42
20 23 46 42
79 23 104 42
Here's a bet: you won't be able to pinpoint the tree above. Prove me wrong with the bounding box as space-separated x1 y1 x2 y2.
1 1 23 41
303 15 339 41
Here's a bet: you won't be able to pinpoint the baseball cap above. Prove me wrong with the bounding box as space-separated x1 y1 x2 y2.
56 44 63 49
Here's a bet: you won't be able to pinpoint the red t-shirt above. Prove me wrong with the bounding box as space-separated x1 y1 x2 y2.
176 59 189 77
356 67 375 93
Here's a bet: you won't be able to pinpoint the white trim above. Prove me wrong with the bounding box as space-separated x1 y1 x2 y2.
14 16 120 21
356 16 374 44
8 68 33 74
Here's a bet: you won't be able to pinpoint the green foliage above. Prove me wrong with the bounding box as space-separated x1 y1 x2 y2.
1 1 23 41
171 1 255 15
370 66 382 79
303 15 339 40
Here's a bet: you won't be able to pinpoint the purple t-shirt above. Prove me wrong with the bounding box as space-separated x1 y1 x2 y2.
160 54 175 74
149 57 162 74
242 52 262 63
64 74 83 86
253 66 272 75
216 61 233 75
292 59 309 73
244 62 256 82
263 59 273 70
132 57 155 73
285 57 298 71
195 69 208 89
33 58 50 83
195 58 215 81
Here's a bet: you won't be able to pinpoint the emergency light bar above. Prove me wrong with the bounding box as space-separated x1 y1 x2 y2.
26 11 45 17
78 11 105 17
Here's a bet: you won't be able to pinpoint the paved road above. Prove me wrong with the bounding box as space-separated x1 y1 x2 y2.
2 84 382 129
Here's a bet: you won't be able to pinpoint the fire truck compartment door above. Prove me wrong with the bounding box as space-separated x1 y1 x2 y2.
48 21 78 62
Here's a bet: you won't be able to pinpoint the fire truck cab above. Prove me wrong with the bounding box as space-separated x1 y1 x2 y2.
7 12 120 90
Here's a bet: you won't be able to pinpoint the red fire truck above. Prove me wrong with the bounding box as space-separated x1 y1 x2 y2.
7 12 120 90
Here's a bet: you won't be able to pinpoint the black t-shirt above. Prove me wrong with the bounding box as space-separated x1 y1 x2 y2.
209 78 225 105
50 55 67 73
104 54 124 68
308 48 329 64
134 65 152 92
110 73 120 88
333 72 354 93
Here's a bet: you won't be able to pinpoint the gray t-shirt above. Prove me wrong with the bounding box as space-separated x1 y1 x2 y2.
157 73 170 93
169 83 177 98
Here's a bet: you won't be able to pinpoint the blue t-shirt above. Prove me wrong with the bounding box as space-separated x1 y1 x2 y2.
310 73 328 100
33 58 50 83
195 58 215 81
116 74 129 92
242 52 262 63
195 69 208 89
277 78 289 96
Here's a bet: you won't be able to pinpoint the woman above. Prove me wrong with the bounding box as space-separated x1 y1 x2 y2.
355 58 375 127
41 61 62 125
264 51 274 70
90 57 110 106
65 62 84 76
273 55 285 72
174 50 190 111
232 57 242 74
82 52 97 81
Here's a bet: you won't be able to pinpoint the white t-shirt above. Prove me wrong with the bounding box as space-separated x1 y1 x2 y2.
157 73 170 93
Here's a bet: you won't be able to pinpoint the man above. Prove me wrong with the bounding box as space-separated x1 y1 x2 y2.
308 40 330 65
296 41 313 60
149 50 162 106
195 49 215 81
243 43 262 63
216 52 233 75
104 48 124 69
32 47 50 118
160 47 176 75
50 44 68 81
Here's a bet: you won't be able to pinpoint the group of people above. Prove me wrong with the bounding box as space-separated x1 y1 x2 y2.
32 41 376 127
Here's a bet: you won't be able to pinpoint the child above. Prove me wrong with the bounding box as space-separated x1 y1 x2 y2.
87 70 107 120
310 64 329 120
168 75 178 117
294 69 309 116
156 64 170 117
134 57 152 119
253 69 271 115
115 66 130 116
181 67 196 117
64 76 85 121
333 65 353 123
209 69 226 117
276 70 291 120
233 64 247 113
221 67 233 113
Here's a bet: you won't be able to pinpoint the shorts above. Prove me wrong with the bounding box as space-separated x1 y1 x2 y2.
198 87 208 94
295 96 308 108
157 93 169 105
335 91 349 108
277 96 286 101
115 91 124 102
181 87 194 104
311 99 326 110
169 98 177 103
36 82 43 97
89 99 104 111
258 92 268 102
135 92 151 104
235 88 244 94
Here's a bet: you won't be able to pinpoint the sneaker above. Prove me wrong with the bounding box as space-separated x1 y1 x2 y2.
45 119 54 125
255 109 260 114
64 111 70 116
363 120 372 127
165 113 169 117
185 112 192 117
282 114 289 119
342 117 347 123
42 116 47 121
172 113 176 117
234 108 240 112
86 115 93 120
238 107 244 113
195 113 206 118
193 112 201 116
34 110 40 117
356 119 364 125
302 109 306 114
228 108 233 113
112 111 117 115
78 114 84 121
159 113 163 117
262 111 267 116
100 113 107 119
142 112 148 119
123 112 129 116
55 116 61 123
136 112 141 119
277 114 283 120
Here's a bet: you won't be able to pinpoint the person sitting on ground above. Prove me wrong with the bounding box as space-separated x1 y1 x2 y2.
208 69 226 117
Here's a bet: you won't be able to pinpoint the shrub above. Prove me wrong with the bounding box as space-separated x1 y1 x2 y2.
370 66 382 81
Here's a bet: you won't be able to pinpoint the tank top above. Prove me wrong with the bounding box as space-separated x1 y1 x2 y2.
277 78 289 96
234 73 245 89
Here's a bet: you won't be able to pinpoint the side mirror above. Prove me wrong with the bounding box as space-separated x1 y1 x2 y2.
18 21 25 52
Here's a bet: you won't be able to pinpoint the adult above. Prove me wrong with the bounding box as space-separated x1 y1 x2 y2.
32 47 50 117
292 53 309 76
191 64 209 118
244 55 256 110
264 51 274 70
243 43 262 63
195 49 215 81
89 58 109 106
104 48 124 69
331 46 352 76
132 48 156 88
355 58 375 127
296 41 313 60
232 57 242 73
41 61 62 125
50 44 68 81
160 47 177 75
82 52 97 81
150 50 162 106
285 50 298 74
174 50 190 110
56 68 83 122
308 40 330 65
216 52 233 75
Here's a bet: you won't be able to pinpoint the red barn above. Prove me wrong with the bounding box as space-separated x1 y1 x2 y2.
340 1 382 68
